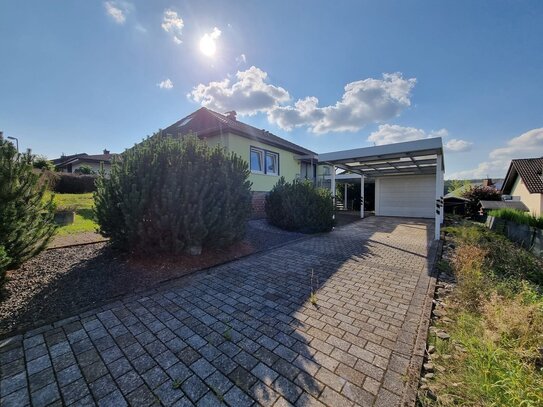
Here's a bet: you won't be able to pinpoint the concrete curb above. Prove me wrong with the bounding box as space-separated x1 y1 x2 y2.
400 238 443 407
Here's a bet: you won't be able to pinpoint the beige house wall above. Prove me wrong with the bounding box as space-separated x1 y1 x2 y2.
510 176 543 216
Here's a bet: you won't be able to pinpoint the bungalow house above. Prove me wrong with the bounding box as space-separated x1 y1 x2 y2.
163 107 317 215
501 157 543 216
53 150 116 173
164 107 446 239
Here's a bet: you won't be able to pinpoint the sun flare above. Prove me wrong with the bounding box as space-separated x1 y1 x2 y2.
199 27 221 57
199 35 216 56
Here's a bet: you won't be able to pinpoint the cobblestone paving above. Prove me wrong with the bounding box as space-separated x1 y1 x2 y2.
0 217 437 407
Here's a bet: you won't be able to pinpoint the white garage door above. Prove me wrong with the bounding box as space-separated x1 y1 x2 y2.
376 175 435 218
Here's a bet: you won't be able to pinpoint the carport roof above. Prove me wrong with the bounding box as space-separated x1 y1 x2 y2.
318 137 444 177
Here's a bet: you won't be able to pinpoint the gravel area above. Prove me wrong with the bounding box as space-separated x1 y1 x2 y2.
0 221 304 338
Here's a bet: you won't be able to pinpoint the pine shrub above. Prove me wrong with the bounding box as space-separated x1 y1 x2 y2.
94 134 252 255
0 139 57 273
265 178 335 233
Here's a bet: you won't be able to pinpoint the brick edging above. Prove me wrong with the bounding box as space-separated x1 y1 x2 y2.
400 239 442 407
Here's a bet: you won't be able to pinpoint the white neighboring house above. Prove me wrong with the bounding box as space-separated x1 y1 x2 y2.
501 157 543 216
53 150 116 174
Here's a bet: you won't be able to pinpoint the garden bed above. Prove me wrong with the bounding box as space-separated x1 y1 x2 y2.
418 218 543 406
0 220 305 338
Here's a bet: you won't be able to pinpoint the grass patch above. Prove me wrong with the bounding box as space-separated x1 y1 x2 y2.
45 192 98 235
488 208 543 229
421 222 543 406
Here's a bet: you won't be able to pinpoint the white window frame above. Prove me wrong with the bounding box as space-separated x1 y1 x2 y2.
250 147 264 174
265 151 279 176
250 146 279 176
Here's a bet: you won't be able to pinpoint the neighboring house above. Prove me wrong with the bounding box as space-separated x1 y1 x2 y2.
52 150 116 173
163 107 317 215
501 157 543 216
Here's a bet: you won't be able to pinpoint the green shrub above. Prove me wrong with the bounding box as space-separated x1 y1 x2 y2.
94 134 252 255
489 208 543 229
265 178 335 233
53 173 97 193
461 185 501 217
0 138 57 273
32 155 55 171
74 165 95 175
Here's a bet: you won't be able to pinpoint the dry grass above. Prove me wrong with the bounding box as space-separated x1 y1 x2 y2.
420 222 543 407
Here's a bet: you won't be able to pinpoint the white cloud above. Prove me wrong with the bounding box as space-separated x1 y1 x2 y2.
448 128 543 179
190 69 416 133
157 79 173 89
104 1 131 24
188 66 290 115
268 73 416 134
236 53 247 65
367 124 447 146
162 9 184 44
444 138 472 152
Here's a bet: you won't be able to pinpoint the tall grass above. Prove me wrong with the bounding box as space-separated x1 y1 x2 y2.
489 208 543 229
421 223 543 407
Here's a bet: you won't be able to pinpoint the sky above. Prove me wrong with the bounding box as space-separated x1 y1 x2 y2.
1 0 542 179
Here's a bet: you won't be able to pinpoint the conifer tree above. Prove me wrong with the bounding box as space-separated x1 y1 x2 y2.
0 138 57 280
94 133 252 255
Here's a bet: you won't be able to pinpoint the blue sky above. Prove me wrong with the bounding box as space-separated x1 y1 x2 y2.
1 1 542 179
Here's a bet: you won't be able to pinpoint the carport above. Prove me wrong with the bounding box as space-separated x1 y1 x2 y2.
319 138 445 240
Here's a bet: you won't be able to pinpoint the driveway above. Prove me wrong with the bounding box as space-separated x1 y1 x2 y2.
0 217 438 407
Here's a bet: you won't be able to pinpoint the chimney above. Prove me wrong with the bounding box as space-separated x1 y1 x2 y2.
225 111 237 121
482 178 493 187
103 149 110 155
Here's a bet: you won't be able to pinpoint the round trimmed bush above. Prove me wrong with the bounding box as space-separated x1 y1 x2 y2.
265 178 335 233
94 134 252 255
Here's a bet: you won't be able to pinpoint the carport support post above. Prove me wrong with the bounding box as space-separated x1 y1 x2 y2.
435 155 443 240
331 165 336 219
360 175 365 219
344 184 347 210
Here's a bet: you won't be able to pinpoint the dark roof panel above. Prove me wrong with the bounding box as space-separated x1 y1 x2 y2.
501 158 543 194
479 200 529 211
163 107 316 156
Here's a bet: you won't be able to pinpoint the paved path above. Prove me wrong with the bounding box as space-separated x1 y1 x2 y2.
0 217 437 407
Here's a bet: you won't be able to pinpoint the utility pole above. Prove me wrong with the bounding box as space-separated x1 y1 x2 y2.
7 136 19 152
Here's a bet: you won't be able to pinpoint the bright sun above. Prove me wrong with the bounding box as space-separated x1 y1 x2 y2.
199 35 216 57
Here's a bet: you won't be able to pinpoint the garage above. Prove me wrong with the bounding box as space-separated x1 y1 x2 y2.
317 138 445 239
376 175 435 218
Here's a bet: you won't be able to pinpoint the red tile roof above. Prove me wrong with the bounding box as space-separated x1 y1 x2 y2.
163 107 316 156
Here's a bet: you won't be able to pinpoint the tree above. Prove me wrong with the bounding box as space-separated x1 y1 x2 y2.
0 139 57 282
461 185 502 217
448 179 470 194
94 133 252 255
32 155 55 171
74 165 95 174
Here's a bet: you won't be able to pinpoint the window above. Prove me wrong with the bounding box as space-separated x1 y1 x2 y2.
265 151 279 175
250 148 264 173
250 147 279 175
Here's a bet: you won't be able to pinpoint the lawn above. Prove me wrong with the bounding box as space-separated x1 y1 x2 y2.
45 192 98 236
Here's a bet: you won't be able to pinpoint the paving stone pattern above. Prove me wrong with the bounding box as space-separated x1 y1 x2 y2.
0 217 436 407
